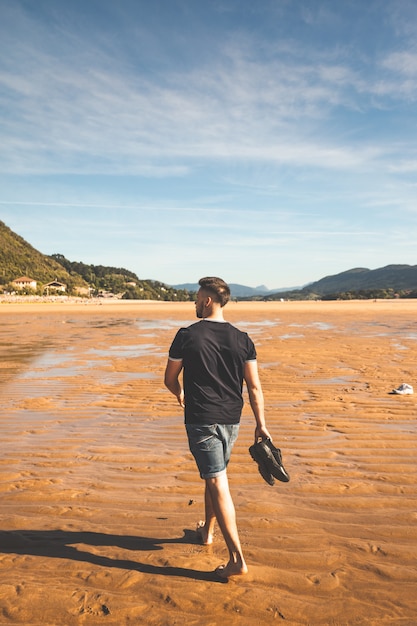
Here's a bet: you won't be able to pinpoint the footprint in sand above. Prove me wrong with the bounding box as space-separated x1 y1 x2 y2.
70 590 111 617
306 570 341 590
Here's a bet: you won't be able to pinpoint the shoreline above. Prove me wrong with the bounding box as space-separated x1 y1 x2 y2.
1 295 416 313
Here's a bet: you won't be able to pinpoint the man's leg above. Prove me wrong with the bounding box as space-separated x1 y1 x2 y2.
205 471 248 578
197 483 216 545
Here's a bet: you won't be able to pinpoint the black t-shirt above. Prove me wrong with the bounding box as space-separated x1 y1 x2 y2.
168 319 256 425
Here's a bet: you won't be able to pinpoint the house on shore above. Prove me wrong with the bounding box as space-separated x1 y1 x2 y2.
43 280 67 294
12 276 37 290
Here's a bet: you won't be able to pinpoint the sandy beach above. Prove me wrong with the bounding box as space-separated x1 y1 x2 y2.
0 299 416 625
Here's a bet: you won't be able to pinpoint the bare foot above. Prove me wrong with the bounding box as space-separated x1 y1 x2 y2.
214 561 248 579
196 520 213 545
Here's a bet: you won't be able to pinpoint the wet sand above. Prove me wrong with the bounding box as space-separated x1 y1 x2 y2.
0 300 416 625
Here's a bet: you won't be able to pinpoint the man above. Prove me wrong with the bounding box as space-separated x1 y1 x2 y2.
164 276 271 579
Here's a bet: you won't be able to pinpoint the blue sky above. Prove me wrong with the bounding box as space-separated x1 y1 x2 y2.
1 0 417 289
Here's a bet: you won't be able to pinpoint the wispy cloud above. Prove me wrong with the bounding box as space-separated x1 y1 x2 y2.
2 3 415 178
383 51 417 76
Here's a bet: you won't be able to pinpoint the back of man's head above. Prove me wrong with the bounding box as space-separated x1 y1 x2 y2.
198 277 230 307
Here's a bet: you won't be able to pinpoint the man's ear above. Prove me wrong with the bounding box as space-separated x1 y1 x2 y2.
204 295 212 308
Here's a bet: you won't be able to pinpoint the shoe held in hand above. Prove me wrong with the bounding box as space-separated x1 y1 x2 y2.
249 438 290 485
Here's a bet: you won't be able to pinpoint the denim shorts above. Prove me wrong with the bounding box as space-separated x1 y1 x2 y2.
185 423 240 479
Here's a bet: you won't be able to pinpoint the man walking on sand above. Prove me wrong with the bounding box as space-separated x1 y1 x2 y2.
164 276 271 579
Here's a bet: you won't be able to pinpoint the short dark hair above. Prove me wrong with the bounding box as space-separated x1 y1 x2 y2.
198 276 230 307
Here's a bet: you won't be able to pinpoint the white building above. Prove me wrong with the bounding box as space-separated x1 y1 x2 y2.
12 276 37 290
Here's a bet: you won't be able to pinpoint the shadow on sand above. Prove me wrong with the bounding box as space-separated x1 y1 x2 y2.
0 528 226 583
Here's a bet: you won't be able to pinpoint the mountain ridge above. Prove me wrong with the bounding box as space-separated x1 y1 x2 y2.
171 282 300 298
173 265 417 299
1 220 416 299
292 264 417 298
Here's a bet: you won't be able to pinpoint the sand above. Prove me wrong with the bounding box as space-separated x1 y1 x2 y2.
0 299 416 626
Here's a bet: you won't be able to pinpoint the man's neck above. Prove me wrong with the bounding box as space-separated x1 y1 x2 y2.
203 306 225 322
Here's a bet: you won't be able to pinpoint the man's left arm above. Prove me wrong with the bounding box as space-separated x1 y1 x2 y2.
244 360 271 442
164 359 185 407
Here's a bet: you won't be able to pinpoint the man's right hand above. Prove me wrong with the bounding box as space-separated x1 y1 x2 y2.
254 425 272 442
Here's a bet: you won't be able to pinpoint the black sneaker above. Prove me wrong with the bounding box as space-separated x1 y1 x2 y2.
249 439 290 483
249 443 275 485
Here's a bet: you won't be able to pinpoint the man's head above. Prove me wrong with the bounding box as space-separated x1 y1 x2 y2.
195 276 230 318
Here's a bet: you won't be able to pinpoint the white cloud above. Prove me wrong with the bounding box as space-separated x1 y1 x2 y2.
1 5 413 178
388 159 417 173
383 51 417 75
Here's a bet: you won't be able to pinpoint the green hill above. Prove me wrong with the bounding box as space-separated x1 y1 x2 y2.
264 265 417 300
51 254 190 300
0 220 191 300
0 220 87 293
305 265 417 295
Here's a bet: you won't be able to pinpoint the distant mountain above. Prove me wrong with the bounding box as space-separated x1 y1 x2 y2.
171 282 297 298
301 265 417 296
265 265 417 300
174 267 417 300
